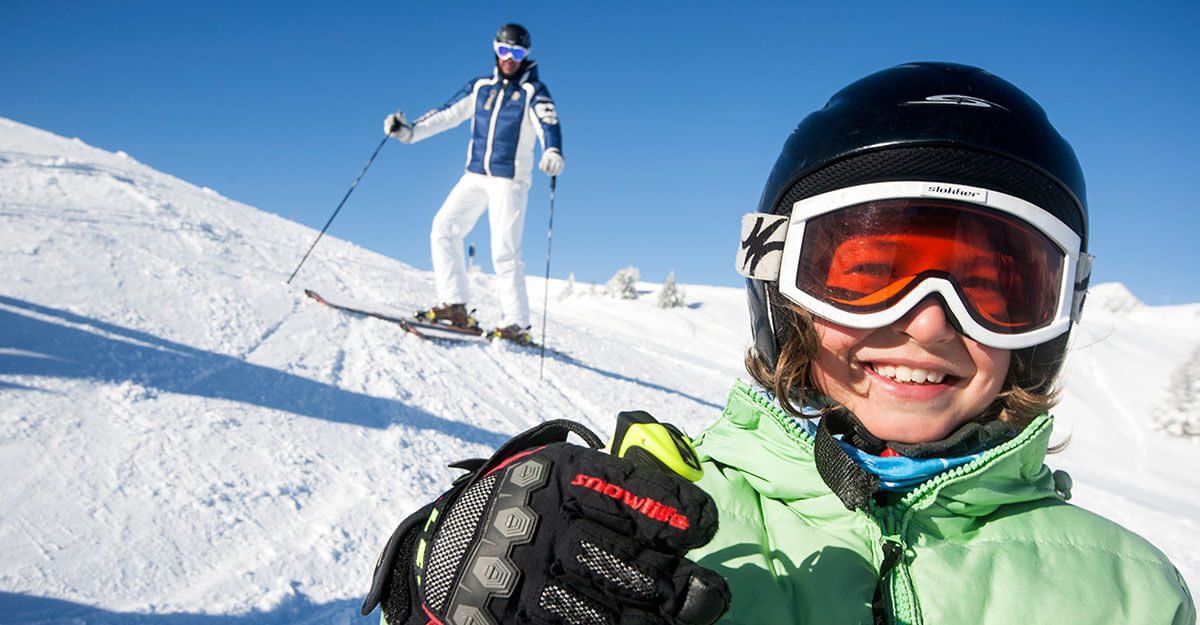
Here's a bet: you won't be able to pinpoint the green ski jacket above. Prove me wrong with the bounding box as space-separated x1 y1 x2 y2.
689 381 1195 625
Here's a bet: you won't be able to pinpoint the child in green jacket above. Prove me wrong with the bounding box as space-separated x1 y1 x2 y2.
363 63 1195 625
696 60 1194 624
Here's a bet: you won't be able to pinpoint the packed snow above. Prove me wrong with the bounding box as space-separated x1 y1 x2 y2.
1 117 1197 624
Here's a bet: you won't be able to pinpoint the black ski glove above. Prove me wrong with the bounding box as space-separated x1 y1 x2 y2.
383 111 413 142
361 415 730 625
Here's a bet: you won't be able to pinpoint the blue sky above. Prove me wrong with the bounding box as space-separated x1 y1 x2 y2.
5 1 1199 305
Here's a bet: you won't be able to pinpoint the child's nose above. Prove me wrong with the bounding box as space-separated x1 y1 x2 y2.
893 297 959 345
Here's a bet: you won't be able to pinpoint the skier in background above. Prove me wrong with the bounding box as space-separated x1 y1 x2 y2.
383 23 563 344
363 63 1194 624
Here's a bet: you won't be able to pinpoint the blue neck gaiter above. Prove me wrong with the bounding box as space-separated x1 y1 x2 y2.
763 385 986 492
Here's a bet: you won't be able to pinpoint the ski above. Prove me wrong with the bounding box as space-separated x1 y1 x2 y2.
300 289 561 352
485 329 567 358
303 289 566 356
408 321 489 343
304 289 485 343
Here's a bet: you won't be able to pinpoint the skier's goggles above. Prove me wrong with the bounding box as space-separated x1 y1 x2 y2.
493 42 529 61
736 181 1092 350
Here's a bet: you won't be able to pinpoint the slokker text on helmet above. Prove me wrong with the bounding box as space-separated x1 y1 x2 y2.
923 183 988 201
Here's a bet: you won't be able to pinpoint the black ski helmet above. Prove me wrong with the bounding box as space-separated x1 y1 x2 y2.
495 23 532 49
746 62 1090 382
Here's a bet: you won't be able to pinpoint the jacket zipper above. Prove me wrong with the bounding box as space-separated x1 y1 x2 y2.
871 503 912 625
868 429 1038 625
483 82 506 176
874 540 904 625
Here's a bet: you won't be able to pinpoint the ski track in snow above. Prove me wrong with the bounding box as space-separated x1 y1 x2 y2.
2 118 1199 623
1089 347 1151 471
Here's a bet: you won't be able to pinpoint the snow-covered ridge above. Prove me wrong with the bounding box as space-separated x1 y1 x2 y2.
2 117 1198 623
1087 282 1143 314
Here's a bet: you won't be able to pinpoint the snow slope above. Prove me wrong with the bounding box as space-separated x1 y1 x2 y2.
1 118 1197 623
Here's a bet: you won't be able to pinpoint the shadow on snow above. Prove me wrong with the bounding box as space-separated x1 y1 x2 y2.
0 591 364 625
554 351 723 410
303 292 722 411
0 294 507 448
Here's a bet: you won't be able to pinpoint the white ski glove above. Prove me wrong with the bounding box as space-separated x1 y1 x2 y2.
384 112 413 143
539 148 565 176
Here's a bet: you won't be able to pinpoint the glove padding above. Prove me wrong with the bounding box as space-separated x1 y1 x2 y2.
362 419 729 625
539 149 565 176
384 111 413 142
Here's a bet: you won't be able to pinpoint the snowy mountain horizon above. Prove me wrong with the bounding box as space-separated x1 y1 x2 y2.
2 117 1198 623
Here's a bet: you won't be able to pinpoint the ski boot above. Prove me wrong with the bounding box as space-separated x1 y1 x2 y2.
490 323 533 345
415 302 480 330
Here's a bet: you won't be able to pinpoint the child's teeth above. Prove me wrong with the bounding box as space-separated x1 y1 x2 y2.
874 364 946 384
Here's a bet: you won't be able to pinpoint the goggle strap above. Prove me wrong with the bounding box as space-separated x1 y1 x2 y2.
737 213 790 280
1071 253 1095 323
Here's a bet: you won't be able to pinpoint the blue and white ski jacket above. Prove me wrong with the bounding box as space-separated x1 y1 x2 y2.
408 61 562 182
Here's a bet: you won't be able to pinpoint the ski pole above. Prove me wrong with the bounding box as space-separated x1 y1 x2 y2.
539 176 557 379
286 134 390 284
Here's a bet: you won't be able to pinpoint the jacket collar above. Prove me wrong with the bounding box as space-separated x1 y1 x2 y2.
696 381 1062 516
493 60 539 85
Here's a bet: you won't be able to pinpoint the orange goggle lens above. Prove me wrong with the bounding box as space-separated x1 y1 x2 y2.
795 200 1066 334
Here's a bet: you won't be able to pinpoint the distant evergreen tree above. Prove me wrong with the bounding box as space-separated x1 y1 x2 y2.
656 271 686 308
558 272 576 300
1153 345 1200 441
605 266 640 299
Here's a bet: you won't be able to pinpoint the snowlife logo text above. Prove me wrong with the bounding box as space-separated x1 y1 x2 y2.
570 473 690 530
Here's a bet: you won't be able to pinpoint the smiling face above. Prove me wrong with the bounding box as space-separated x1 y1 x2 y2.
809 297 1011 444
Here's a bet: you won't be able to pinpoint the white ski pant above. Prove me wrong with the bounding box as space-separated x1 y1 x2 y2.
430 172 530 327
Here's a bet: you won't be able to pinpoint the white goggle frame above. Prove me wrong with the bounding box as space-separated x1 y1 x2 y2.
493 41 530 60
736 180 1092 350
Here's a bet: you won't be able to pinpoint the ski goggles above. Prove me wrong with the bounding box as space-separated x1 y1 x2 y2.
736 181 1092 350
493 41 529 61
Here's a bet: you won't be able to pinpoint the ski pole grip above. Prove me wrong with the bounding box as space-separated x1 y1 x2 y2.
609 410 703 482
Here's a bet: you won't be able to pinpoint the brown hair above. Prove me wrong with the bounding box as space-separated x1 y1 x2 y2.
745 286 1062 436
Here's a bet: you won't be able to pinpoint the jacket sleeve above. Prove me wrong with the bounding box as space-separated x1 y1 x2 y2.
408 79 477 143
527 82 563 154
1170 568 1196 625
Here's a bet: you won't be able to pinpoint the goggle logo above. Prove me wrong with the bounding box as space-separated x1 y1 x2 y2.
902 94 1009 111
921 183 988 202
